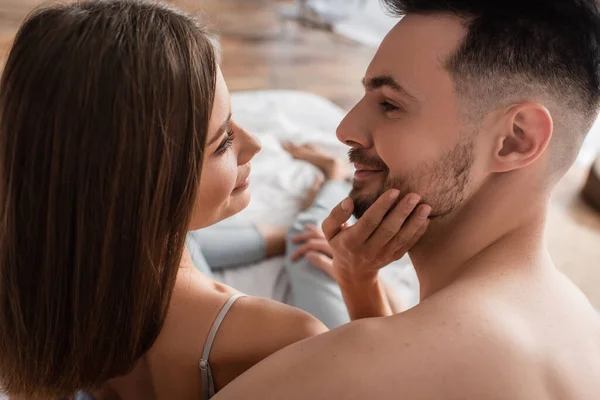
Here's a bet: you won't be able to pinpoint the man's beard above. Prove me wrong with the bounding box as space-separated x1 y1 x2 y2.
349 135 475 219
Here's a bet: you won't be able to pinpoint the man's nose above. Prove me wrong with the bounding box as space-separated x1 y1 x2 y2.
336 100 373 149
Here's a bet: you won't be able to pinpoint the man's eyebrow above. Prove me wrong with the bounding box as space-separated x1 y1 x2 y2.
207 112 232 146
362 75 418 101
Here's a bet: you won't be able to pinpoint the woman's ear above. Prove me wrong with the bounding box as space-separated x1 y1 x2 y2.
489 102 553 173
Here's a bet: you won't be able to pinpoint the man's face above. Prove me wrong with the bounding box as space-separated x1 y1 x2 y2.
338 15 480 219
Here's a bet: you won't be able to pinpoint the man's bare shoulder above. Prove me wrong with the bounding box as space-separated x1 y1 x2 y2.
213 301 509 400
215 288 565 400
212 317 387 400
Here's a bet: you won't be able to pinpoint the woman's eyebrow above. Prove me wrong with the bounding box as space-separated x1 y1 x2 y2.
207 112 232 146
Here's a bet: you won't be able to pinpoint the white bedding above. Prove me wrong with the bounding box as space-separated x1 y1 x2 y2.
214 90 419 308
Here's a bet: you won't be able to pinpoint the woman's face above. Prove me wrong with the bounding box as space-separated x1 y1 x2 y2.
189 68 261 230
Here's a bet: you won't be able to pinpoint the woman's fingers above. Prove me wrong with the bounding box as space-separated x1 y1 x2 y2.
391 204 431 249
305 224 322 235
292 231 317 244
291 238 334 261
347 189 401 245
392 216 430 258
281 140 294 153
322 189 402 244
291 225 326 244
319 189 431 279
322 197 355 240
364 193 421 256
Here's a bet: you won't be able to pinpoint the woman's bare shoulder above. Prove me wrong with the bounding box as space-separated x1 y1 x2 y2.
208 295 327 389
149 270 327 392
230 296 327 346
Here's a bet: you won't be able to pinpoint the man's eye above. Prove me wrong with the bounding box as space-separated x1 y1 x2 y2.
379 101 400 112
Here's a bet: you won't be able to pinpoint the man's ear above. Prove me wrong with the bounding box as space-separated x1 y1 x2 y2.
489 102 553 173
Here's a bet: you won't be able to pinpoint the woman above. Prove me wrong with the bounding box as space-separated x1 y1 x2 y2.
0 1 428 398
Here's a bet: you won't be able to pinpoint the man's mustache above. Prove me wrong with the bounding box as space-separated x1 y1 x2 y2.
348 148 388 171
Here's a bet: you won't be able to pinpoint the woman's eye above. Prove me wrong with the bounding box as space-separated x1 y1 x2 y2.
216 129 235 155
379 101 400 113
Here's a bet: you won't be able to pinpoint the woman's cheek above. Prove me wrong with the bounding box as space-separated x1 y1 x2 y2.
205 159 236 204
188 160 235 229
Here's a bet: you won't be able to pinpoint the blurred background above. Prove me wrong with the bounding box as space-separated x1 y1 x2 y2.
0 0 598 308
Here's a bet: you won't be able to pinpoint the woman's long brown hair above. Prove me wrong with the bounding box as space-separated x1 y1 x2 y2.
0 1 216 397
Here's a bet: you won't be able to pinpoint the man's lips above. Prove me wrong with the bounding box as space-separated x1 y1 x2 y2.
353 163 384 180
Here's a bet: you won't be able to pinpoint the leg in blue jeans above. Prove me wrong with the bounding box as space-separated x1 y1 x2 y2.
284 181 352 329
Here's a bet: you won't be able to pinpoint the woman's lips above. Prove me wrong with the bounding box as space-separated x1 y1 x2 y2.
233 166 251 192
233 177 250 192
353 163 384 181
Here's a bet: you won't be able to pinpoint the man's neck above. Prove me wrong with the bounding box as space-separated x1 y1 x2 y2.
409 175 551 300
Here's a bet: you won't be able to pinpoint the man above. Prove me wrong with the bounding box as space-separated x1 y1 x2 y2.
214 0 600 398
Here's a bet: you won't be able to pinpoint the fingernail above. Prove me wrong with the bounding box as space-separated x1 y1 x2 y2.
419 205 431 218
389 190 401 201
341 198 352 212
407 195 420 207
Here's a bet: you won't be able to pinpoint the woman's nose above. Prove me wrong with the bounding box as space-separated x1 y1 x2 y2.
238 128 261 165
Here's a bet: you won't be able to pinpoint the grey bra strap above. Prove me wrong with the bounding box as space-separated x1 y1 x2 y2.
200 293 246 400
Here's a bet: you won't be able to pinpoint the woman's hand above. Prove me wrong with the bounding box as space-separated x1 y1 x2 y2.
321 189 431 285
290 218 415 317
291 224 339 280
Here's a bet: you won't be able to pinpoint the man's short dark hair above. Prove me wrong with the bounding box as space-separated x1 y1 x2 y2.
382 0 600 170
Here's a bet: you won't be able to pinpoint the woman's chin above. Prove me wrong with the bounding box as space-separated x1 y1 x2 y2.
232 189 252 212
217 189 252 222
187 190 252 231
